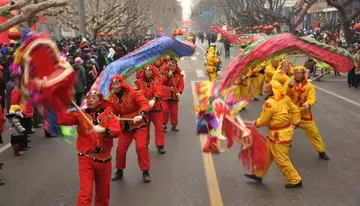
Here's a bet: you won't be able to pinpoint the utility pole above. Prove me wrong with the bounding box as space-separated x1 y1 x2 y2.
77 0 86 36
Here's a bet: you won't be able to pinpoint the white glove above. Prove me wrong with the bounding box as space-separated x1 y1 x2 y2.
149 99 155 107
176 92 181 98
133 115 143 123
168 70 173 76
92 125 106 133
241 75 247 80
303 103 310 109
308 79 313 83
289 79 296 87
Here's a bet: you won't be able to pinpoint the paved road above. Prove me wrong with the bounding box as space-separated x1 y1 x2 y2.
1 40 360 206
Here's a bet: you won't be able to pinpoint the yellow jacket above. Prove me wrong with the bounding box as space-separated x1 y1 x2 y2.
264 65 276 83
249 66 260 77
206 48 220 73
255 95 300 142
287 79 316 121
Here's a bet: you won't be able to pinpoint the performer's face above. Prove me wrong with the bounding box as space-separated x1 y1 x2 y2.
264 84 274 96
168 63 176 71
145 69 153 78
294 70 305 82
281 61 290 73
111 81 121 92
272 61 278 68
154 59 162 67
87 94 101 109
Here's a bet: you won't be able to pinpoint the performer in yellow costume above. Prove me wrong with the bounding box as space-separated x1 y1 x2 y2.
265 61 276 83
248 66 260 101
287 66 329 160
258 63 266 95
206 46 220 82
233 68 251 99
245 80 303 189
272 59 293 94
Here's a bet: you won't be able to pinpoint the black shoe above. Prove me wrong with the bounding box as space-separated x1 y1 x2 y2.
163 125 167 132
244 174 262 182
111 169 123 181
289 144 292 148
171 126 179 132
253 98 259 101
0 179 4 186
285 181 303 189
319 152 330 160
0 162 3 167
142 170 151 183
157 146 166 154
20 148 28 151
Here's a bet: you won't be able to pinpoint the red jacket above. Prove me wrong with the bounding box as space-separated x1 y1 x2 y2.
108 88 150 130
57 107 121 159
136 76 164 111
10 87 34 118
162 71 185 101
0 97 5 133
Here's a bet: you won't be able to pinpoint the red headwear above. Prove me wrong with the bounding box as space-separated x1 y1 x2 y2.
167 59 182 73
109 75 132 91
139 64 160 79
86 89 114 109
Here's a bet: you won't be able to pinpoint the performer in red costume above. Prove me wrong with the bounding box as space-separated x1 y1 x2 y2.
57 90 121 206
162 59 184 132
153 57 167 75
109 75 151 183
136 65 166 154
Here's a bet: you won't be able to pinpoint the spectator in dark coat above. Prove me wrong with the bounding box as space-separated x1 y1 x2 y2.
73 57 87 105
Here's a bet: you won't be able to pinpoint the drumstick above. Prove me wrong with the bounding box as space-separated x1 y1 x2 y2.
71 101 94 126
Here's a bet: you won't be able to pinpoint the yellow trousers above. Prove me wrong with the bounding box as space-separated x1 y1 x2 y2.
298 120 326 153
258 74 265 94
255 127 301 184
255 140 302 184
234 82 250 100
249 77 259 98
208 72 217 82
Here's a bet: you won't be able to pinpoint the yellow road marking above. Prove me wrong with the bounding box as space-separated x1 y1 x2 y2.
190 81 224 206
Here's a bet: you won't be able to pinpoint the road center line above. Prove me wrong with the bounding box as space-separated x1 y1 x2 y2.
190 81 224 206
314 85 360 108
0 143 11 154
196 42 206 53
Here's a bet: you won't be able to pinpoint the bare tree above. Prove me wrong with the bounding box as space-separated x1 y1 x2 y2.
325 0 360 43
192 0 316 32
59 0 139 39
0 0 68 32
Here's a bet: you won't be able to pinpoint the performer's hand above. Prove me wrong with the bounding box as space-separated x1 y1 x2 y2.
303 103 309 109
133 115 143 123
92 125 106 133
176 92 181 99
241 75 247 80
289 79 296 87
149 99 155 107
168 70 173 77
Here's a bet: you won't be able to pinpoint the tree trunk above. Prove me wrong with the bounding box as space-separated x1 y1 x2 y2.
342 19 353 44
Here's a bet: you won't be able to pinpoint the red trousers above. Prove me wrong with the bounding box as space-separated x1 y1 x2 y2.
116 126 150 171
162 100 179 126
77 156 111 206
147 111 165 147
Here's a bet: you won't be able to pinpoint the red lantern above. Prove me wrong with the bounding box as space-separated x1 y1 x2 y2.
253 26 258 30
268 25 274 30
8 27 21 41
273 22 280 28
98 32 106 38
258 25 264 30
354 23 360 32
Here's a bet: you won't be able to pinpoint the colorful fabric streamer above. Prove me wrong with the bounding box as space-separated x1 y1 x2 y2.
221 33 354 90
90 36 195 98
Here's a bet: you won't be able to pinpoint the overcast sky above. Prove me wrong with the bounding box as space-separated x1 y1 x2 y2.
180 0 191 21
